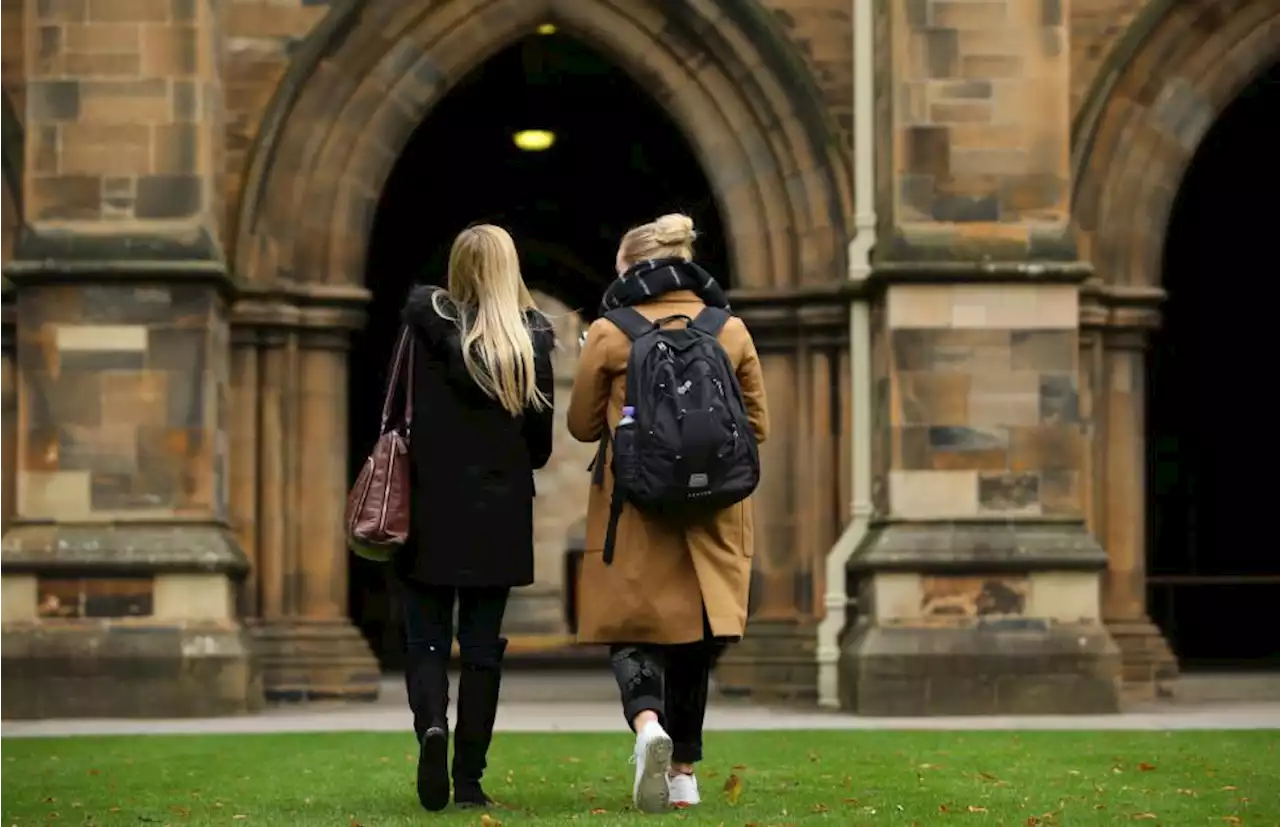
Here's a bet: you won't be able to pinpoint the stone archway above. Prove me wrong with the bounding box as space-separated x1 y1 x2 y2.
233 0 850 292
1070 0 1280 696
226 0 854 700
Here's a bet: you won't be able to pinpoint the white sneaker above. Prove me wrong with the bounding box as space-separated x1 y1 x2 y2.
631 721 674 813
668 772 700 807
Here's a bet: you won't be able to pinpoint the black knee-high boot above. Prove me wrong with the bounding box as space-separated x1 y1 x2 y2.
405 648 451 811
452 638 507 808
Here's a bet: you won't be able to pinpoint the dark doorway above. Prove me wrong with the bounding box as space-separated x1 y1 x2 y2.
347 31 728 670
1146 61 1280 671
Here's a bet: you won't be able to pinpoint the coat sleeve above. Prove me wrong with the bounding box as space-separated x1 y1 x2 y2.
522 332 556 470
567 318 616 443
734 321 770 444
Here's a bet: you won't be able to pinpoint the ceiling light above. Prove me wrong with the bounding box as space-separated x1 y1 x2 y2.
513 129 556 152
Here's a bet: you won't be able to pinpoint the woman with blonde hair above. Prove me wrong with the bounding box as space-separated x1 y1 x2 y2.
568 213 769 813
397 224 555 812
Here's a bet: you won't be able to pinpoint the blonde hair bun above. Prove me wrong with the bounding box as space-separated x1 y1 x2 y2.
652 213 697 247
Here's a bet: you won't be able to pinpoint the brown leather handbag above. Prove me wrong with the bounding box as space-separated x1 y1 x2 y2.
346 325 414 563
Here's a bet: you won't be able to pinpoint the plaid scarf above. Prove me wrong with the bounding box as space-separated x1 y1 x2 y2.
598 257 730 315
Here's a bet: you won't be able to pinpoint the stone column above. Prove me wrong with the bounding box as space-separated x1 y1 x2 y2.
715 291 851 701
1 283 14 537
1 0 258 718
230 287 380 701
1081 285 1177 700
837 0 1120 715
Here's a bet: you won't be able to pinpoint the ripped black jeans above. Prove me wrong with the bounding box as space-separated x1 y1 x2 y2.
609 624 727 765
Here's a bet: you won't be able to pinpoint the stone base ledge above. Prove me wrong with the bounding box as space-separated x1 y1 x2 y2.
837 618 1121 715
1 619 259 719
1107 616 1179 701
251 617 381 703
1 522 248 577
851 520 1109 574
715 619 818 702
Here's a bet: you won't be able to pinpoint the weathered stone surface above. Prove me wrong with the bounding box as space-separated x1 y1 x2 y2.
838 620 1121 715
851 520 1108 573
1 621 259 718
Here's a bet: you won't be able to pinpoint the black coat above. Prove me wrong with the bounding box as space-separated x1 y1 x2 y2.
395 286 555 588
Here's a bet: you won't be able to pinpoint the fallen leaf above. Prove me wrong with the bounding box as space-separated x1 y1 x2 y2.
724 773 743 805
480 815 502 827
350 820 363 827
978 771 999 781
1222 817 1242 825
843 797 859 804
1137 762 1157 772
732 764 747 770
939 804 951 813
1131 813 1157 820
1221 786 1238 791
968 805 988 813
811 803 830 813
589 808 607 815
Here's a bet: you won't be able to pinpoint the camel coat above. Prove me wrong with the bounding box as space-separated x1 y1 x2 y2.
566 290 770 645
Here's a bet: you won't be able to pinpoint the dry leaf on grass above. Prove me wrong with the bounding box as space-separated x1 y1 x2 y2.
1131 813 1158 820
968 805 988 813
480 814 502 827
724 773 743 805
811 803 830 813
589 808 607 815
1137 762 1157 772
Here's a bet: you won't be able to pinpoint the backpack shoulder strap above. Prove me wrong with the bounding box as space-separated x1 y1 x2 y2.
603 307 656 341
691 306 730 338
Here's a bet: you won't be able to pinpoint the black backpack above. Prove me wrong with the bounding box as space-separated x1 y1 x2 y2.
600 306 761 564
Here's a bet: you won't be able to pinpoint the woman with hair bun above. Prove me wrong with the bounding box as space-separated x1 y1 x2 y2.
567 213 770 813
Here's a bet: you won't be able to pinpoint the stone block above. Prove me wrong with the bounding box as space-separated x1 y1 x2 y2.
896 371 970 425
154 572 233 620
921 574 1028 617
1 574 38 620
87 0 169 23
252 618 381 702
714 619 818 702
838 620 1120 715
888 469 979 518
37 575 154 618
977 471 1040 514
79 78 169 123
141 23 197 75
29 175 102 220
1009 424 1082 473
0 620 259 718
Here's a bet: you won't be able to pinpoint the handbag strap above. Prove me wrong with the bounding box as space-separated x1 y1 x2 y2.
379 325 414 434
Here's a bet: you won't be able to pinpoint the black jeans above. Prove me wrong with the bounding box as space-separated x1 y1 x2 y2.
610 628 726 765
402 583 510 666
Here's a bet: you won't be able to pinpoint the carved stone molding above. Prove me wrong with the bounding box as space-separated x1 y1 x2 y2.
1079 281 1166 348
230 281 370 350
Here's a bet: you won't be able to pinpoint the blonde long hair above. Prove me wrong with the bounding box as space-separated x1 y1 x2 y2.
430 225 549 416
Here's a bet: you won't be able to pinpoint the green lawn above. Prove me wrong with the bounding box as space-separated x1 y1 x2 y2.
2 731 1277 826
